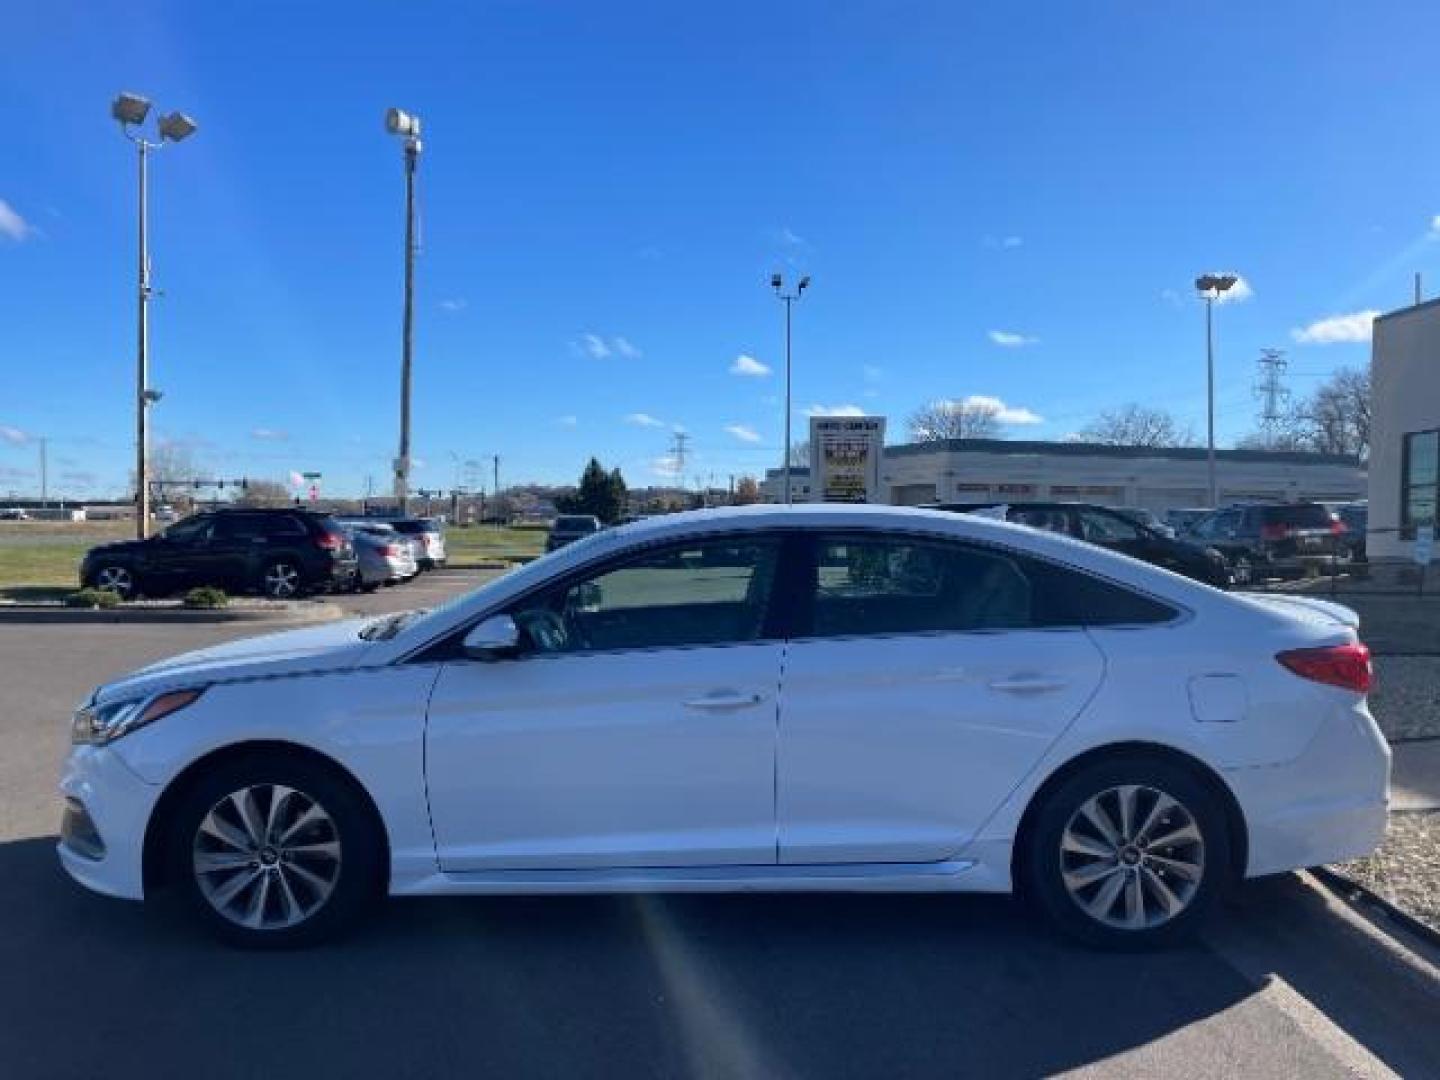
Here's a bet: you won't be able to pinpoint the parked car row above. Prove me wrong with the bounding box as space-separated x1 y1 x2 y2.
80 509 448 600
925 498 1367 589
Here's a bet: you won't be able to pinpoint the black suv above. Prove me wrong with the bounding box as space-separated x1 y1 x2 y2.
80 508 357 600
546 514 602 552
927 501 1234 588
1183 503 1346 583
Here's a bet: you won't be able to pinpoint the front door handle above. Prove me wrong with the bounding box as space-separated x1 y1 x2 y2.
988 676 1068 694
683 691 765 711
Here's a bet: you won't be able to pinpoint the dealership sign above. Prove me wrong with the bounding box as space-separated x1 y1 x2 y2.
810 415 886 503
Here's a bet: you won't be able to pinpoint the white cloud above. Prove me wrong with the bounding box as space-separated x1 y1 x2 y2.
555 415 579 427
0 425 28 445
959 394 1044 425
249 427 287 441
862 364 884 383
1291 310 1380 345
983 234 1024 250
1431 215 1440 234
759 394 780 407
576 333 641 359
988 330 1039 348
579 333 611 359
1159 288 1183 308
724 424 762 444
730 354 771 377
0 200 32 243
805 404 866 418
780 227 806 247
438 298 468 313
625 412 666 428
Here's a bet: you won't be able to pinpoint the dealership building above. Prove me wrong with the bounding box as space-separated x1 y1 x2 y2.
1370 300 1440 561
763 437 1365 512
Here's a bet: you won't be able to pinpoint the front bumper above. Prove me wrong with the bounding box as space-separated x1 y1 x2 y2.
1226 698 1391 877
57 744 160 901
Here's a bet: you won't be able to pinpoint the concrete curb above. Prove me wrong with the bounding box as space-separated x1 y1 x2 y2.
1312 866 1440 958
0 601 347 626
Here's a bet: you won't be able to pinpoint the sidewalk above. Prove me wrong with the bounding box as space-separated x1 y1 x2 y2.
1393 738 1440 812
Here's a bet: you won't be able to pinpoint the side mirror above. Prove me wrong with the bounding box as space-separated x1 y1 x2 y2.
462 614 520 659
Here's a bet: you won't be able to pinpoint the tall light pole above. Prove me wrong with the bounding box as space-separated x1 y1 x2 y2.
1195 272 1239 509
770 272 810 503
112 92 197 539
385 107 423 513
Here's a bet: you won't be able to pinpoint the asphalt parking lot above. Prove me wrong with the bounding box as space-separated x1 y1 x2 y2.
2 571 1438 1078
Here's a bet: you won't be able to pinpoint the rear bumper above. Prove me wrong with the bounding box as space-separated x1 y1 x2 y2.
1226 699 1391 877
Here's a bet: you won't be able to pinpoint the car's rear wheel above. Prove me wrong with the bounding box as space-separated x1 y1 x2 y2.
260 560 304 600
1021 756 1230 949
168 755 383 948
92 564 137 599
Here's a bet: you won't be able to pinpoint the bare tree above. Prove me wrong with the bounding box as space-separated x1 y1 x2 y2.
908 399 1001 442
788 441 811 467
1236 367 1370 458
233 479 292 507
733 476 762 504
1298 367 1370 458
1077 404 1195 448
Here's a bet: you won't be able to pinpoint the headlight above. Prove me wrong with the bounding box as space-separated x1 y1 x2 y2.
71 688 204 746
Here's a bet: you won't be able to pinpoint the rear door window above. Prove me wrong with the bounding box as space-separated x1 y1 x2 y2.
1261 504 1334 530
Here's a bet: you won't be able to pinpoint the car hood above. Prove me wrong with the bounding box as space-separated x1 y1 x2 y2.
84 539 148 558
94 616 378 705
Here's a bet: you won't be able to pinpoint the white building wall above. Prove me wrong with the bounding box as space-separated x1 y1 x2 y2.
1370 302 1440 561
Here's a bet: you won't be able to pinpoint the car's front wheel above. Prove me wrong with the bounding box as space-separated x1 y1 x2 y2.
1021 756 1230 950
168 754 383 948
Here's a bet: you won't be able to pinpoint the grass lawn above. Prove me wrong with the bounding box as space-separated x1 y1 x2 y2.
0 521 546 600
444 524 547 562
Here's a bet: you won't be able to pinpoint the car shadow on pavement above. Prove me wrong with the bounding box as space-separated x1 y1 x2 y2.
0 836 1283 1079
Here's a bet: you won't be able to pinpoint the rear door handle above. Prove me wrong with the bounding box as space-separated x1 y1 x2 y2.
683 691 765 711
988 676 1068 694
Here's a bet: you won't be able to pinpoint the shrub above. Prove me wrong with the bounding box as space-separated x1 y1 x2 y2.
66 588 121 609
183 586 230 610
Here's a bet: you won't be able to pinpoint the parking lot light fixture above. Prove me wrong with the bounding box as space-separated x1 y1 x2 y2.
771 273 811 504
385 107 423 514
113 91 198 539
1195 272 1240 509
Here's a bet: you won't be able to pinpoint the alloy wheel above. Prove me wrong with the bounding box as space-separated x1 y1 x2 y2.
263 563 301 599
192 784 342 931
94 566 133 598
1059 784 1205 931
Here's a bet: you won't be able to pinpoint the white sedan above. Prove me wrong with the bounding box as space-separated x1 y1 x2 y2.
58 504 1389 949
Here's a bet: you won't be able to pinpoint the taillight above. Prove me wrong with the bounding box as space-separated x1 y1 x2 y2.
1330 518 1348 535
1260 523 1290 541
380 543 398 557
1277 643 1372 693
315 531 344 551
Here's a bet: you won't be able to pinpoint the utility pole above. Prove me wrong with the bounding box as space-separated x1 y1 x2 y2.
385 108 423 513
1253 349 1290 449
492 455 500 499
38 437 48 508
669 431 690 486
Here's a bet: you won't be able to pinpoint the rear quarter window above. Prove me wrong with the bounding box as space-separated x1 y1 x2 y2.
1262 504 1333 528
1020 557 1178 627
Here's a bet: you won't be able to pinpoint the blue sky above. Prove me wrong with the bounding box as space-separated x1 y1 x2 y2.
1 1 1435 498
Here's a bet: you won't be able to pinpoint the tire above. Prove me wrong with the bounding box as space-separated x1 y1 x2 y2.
361 581 381 594
166 753 384 949
259 560 305 600
91 564 138 600
1020 755 1230 950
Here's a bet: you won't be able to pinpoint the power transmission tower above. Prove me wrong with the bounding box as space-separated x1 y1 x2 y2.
1253 348 1290 448
668 431 690 485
